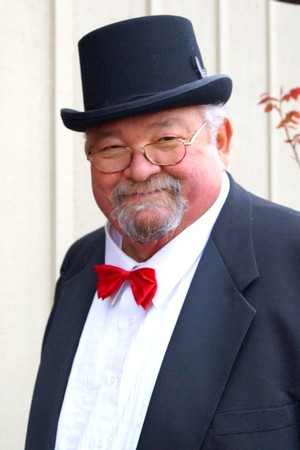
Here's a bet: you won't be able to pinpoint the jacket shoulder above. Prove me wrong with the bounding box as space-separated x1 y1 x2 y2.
250 192 300 245
60 227 106 280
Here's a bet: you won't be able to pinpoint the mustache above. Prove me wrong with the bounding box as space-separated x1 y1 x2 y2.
111 174 181 202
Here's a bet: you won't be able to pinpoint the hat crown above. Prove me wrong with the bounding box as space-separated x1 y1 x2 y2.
61 15 232 131
79 16 205 111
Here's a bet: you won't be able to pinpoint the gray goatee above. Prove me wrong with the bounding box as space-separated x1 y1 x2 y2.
111 175 187 243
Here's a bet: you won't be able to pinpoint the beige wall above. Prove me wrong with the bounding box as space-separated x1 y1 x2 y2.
1 0 299 448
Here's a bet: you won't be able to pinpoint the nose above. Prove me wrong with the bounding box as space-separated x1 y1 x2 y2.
122 147 162 181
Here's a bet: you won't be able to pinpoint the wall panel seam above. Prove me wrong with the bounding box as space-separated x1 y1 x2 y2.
53 0 75 277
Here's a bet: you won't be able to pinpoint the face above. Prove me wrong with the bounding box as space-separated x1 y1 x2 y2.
86 106 232 254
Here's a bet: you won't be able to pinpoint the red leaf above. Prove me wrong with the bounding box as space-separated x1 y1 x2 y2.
280 111 300 126
267 96 279 102
265 104 273 112
258 97 269 105
258 95 279 105
290 87 300 100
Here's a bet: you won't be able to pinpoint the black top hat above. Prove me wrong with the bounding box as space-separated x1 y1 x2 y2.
61 15 232 132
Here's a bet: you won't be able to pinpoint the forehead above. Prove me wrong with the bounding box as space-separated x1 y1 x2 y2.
86 106 203 138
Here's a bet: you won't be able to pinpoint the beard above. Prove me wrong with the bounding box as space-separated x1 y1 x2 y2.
110 174 187 244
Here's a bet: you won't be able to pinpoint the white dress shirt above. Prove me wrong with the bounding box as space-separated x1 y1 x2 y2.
54 173 230 450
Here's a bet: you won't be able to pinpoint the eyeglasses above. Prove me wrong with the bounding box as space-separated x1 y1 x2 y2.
87 121 207 173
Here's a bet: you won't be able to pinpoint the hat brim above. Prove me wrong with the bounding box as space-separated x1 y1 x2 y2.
61 75 232 132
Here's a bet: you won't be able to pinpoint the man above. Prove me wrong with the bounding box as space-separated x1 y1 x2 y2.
25 15 300 450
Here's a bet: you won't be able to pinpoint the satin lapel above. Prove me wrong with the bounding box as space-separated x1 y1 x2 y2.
26 245 103 450
137 239 256 450
211 175 259 293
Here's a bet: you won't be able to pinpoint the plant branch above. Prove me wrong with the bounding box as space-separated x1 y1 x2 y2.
258 87 300 169
277 98 300 168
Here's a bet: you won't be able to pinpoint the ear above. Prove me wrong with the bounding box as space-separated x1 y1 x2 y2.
216 118 233 169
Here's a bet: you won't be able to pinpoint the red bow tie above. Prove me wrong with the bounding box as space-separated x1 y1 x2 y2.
94 264 157 310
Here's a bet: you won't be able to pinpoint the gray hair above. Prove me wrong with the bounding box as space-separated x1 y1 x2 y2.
84 103 229 151
198 104 229 144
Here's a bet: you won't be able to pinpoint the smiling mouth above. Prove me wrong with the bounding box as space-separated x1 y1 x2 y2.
122 189 169 200
130 189 164 195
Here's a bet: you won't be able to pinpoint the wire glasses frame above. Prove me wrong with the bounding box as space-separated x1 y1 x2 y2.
87 120 207 173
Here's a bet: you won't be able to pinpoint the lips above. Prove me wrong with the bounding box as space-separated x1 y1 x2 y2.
127 188 164 196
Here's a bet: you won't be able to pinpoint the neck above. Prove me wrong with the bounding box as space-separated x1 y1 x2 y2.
121 229 178 262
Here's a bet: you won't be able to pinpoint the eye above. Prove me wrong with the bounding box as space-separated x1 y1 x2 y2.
158 135 180 142
95 144 124 154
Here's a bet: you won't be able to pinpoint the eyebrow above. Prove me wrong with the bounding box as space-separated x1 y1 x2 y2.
148 117 189 131
88 116 190 141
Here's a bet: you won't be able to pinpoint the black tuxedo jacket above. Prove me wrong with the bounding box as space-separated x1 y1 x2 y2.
25 177 300 449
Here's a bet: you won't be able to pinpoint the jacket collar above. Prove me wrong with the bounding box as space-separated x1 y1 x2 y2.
211 173 259 291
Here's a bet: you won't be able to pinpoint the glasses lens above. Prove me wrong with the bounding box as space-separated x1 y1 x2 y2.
146 140 186 166
89 139 187 172
91 147 131 173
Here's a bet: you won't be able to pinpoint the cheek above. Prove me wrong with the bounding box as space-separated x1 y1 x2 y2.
90 168 120 216
166 151 224 200
188 148 225 178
